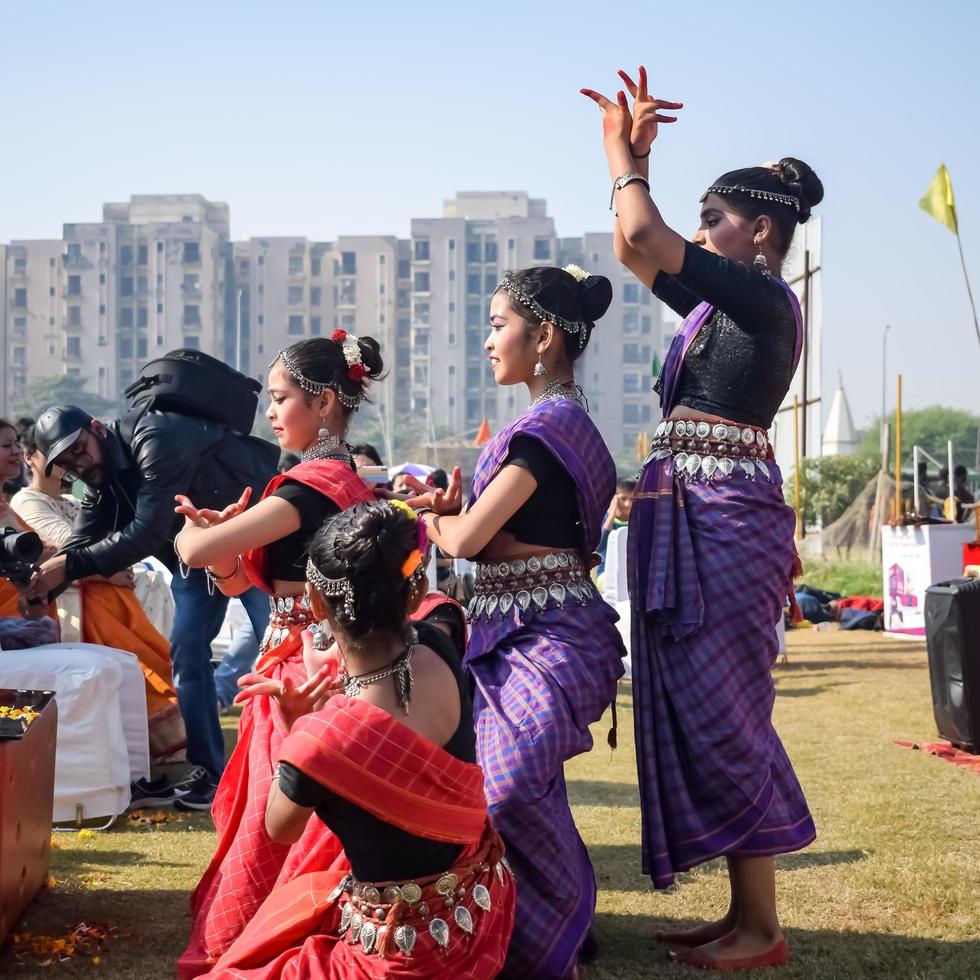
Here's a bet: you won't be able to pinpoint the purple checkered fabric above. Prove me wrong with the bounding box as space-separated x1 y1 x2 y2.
467 398 626 978
627 454 816 889
469 396 610 552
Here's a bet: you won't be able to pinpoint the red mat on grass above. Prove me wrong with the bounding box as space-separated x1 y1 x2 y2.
894 740 980 775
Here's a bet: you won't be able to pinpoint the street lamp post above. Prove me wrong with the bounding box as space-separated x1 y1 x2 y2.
880 324 891 457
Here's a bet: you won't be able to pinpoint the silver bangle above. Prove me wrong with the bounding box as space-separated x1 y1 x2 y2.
204 556 241 595
173 533 192 580
610 172 651 212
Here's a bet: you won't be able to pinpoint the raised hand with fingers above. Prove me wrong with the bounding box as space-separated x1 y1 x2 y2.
616 66 683 159
175 486 252 531
579 86 633 147
403 466 463 516
234 630 341 731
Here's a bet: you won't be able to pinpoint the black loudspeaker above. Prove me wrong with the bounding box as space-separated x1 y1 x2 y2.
924 577 980 752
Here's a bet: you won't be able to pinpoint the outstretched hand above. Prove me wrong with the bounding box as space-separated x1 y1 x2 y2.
234 630 341 730
175 486 252 530
402 466 463 515
616 66 682 158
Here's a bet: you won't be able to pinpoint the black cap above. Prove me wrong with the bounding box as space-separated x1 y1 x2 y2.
34 405 94 475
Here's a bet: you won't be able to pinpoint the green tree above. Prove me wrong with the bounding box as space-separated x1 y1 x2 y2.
11 375 118 422
797 453 881 526
858 406 980 472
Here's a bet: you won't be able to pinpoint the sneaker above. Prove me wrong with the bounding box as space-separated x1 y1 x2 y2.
129 776 180 809
174 772 219 812
172 765 209 792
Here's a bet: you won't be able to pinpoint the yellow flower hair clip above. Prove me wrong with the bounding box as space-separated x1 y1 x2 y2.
389 498 418 521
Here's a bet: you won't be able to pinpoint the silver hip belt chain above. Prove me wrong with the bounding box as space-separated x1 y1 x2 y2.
467 551 598 622
333 858 511 957
261 592 331 650
643 417 775 483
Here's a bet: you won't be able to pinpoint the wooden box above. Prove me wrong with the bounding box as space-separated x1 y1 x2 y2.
0 692 57 944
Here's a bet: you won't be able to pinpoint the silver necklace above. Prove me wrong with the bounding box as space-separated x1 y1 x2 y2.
342 626 418 713
529 379 586 409
300 428 352 464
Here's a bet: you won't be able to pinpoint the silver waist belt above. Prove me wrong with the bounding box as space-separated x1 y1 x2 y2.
643 417 775 482
467 551 597 621
262 592 332 651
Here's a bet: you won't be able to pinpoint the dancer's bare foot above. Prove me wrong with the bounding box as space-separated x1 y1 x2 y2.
656 913 736 948
672 928 789 970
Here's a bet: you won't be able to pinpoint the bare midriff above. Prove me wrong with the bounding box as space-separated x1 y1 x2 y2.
666 405 765 430
669 406 728 423
475 529 578 564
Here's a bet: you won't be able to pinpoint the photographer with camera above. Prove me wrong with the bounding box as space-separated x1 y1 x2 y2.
0 420 58 647
24 402 278 809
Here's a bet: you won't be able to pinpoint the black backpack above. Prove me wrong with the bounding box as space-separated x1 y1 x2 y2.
123 348 261 435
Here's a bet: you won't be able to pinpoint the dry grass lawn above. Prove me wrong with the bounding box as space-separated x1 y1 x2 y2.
3 630 979 978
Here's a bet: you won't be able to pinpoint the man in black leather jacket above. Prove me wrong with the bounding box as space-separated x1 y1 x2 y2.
29 404 278 809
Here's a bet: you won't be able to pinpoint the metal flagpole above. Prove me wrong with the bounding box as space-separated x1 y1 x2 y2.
954 233 980 349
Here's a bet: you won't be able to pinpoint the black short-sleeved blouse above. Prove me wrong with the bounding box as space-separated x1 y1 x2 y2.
653 241 798 429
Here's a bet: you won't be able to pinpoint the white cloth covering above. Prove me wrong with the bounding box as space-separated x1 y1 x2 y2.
0 643 152 824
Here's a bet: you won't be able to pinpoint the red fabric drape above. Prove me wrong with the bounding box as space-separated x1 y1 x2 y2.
241 461 373 594
203 699 515 980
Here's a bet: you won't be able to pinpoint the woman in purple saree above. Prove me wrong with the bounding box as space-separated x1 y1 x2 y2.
584 69 824 971
405 266 626 979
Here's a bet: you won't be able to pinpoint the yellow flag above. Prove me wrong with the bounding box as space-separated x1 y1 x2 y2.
919 164 958 234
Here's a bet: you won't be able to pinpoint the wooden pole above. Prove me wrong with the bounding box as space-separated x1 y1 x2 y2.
793 395 801 539
894 374 903 521
948 439 956 521
799 249 811 460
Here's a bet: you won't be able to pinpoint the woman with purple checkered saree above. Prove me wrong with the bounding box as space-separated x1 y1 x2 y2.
585 68 823 971
408 266 626 979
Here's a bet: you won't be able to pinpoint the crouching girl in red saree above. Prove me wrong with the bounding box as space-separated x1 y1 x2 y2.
173 334 382 977
202 500 515 979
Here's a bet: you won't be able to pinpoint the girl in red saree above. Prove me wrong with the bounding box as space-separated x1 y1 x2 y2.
173 334 382 977
202 500 515 979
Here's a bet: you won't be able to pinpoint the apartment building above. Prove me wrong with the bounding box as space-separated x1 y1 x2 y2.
410 192 560 441
0 195 229 408
4 239 72 409
229 235 412 457
407 192 664 452
3 191 668 453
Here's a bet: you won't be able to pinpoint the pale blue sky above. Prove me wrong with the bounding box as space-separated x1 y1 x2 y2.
3 0 978 426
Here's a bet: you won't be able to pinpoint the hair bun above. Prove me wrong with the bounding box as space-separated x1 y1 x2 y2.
579 275 613 322
775 157 824 224
355 335 385 381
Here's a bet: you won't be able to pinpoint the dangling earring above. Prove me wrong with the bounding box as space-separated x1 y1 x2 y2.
311 620 332 651
753 238 770 276
533 352 547 377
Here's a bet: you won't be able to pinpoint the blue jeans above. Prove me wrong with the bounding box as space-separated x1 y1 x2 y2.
169 570 270 777
214 616 261 708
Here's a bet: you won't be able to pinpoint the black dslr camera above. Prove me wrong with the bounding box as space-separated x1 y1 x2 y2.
0 527 44 589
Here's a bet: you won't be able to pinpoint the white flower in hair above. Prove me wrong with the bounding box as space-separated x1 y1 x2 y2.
562 263 589 282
